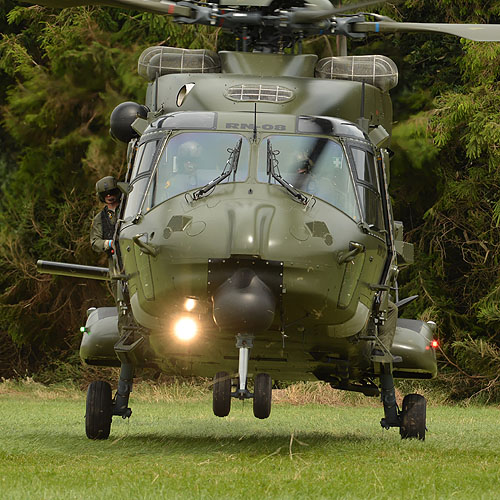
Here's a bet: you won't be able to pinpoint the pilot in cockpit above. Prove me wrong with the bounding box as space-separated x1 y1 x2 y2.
162 139 203 198
175 140 202 186
293 146 350 214
292 149 319 195
295 149 314 176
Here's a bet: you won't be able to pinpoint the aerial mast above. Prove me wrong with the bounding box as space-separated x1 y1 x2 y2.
336 1 348 55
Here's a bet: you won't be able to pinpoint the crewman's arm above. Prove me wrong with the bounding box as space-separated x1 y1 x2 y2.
90 213 111 253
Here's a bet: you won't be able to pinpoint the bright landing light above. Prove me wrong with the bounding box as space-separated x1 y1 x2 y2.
174 317 198 341
184 298 196 312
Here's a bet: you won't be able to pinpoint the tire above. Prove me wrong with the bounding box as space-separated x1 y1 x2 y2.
253 373 272 419
86 381 113 440
400 393 426 441
213 371 231 417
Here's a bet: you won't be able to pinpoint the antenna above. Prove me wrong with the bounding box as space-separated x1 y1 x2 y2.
357 81 369 132
360 81 365 117
253 103 257 141
154 71 159 112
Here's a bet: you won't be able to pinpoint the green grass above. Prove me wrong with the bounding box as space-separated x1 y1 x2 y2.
1 382 500 499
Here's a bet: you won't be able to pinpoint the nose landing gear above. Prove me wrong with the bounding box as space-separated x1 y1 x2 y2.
212 334 272 419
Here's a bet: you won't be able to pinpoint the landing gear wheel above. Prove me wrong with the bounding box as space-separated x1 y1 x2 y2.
400 393 426 441
253 373 272 419
85 381 113 440
213 371 231 417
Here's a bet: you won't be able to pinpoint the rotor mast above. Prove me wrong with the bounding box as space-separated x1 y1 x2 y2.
335 1 347 56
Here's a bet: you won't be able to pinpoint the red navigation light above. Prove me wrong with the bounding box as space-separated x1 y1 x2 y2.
431 339 439 349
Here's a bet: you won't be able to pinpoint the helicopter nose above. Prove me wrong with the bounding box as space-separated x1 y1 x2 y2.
212 268 276 333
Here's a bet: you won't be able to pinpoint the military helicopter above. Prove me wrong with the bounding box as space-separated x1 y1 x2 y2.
31 0 500 440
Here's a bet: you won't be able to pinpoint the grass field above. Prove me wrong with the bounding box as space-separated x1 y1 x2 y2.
1 380 500 499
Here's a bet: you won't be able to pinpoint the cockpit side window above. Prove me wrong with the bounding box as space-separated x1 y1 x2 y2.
130 140 159 179
348 146 385 230
124 139 164 220
351 147 378 187
356 185 384 230
257 135 361 221
123 177 149 220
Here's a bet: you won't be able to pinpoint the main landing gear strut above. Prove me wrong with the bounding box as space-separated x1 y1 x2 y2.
379 365 427 440
213 334 272 419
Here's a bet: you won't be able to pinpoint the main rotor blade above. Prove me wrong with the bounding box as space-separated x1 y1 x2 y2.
352 21 500 42
291 0 386 23
19 0 192 16
331 0 391 15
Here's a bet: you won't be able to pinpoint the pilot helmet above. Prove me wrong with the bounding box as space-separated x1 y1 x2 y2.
178 140 202 170
96 176 121 203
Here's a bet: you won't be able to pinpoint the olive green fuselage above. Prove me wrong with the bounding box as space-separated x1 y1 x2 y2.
120 179 380 380
82 51 436 386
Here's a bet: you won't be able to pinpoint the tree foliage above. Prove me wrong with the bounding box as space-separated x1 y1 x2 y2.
390 1 500 399
0 4 224 370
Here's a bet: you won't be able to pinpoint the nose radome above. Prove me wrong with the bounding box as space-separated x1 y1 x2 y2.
212 268 277 333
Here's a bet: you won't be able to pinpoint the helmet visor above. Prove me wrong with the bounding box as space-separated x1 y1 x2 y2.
102 188 121 198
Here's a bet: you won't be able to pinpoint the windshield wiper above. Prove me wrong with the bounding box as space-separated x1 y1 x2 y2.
193 138 242 201
267 139 308 205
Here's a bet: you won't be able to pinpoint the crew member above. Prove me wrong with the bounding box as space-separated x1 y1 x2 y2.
164 139 202 198
176 139 202 187
90 176 121 253
295 150 314 175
